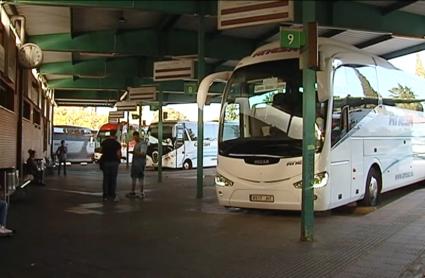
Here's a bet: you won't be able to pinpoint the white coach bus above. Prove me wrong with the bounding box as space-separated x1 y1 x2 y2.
53 125 95 163
146 121 220 169
197 38 425 211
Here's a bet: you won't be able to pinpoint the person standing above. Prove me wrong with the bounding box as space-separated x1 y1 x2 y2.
0 183 13 236
56 140 68 176
0 200 12 236
99 131 121 201
126 131 147 199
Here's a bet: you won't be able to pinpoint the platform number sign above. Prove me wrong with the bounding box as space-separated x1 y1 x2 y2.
280 28 305 49
184 82 198 95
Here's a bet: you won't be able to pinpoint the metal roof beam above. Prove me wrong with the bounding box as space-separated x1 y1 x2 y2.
321 29 345 38
158 15 181 31
40 57 147 78
55 101 114 107
48 77 130 90
54 90 120 100
381 42 425 60
41 58 232 81
355 34 393 49
316 1 425 38
381 1 417 15
6 0 217 15
28 29 255 60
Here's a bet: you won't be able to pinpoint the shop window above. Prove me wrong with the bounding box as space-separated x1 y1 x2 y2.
0 81 13 111
23 101 31 120
33 109 41 125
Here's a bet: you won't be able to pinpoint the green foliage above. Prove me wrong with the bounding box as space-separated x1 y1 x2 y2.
224 103 239 121
54 107 109 130
389 83 422 111
151 107 188 122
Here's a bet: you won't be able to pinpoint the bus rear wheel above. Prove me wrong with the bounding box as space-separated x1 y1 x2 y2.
183 159 192 170
360 167 381 207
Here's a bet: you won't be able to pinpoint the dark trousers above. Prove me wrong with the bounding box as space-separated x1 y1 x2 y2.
57 160 67 176
102 161 119 199
0 200 7 227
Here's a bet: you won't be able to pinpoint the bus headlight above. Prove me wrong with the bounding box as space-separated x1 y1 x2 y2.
215 174 234 187
293 172 329 189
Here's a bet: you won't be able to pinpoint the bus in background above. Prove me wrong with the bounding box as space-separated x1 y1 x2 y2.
146 121 220 170
94 122 138 162
53 125 95 163
197 38 425 211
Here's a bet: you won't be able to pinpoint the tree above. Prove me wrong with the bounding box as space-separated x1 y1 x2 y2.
151 107 188 122
54 107 109 130
389 83 422 111
224 103 239 121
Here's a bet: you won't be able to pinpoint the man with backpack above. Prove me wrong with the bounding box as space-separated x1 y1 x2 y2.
56 140 68 176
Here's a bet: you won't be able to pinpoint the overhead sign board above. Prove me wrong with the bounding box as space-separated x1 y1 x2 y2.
115 100 137 111
218 0 294 30
184 82 198 95
280 28 305 49
108 117 119 123
154 59 194 81
128 86 157 102
108 111 124 119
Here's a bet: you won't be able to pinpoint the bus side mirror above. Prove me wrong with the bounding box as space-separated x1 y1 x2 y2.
197 71 232 109
288 116 303 140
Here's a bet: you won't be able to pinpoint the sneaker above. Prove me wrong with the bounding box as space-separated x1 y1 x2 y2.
126 192 137 198
0 226 13 236
113 196 120 202
139 192 145 199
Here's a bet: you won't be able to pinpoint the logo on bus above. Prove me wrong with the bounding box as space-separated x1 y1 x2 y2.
252 47 297 58
388 116 413 127
287 160 302 166
244 157 280 165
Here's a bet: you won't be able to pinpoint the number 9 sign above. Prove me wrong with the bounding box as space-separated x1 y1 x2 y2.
287 33 294 45
280 29 303 49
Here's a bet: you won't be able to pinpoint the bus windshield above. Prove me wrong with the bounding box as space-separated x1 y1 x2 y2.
219 59 324 158
148 124 174 140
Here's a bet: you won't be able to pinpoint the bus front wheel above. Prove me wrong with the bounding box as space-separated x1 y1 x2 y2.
183 159 192 170
360 167 381 207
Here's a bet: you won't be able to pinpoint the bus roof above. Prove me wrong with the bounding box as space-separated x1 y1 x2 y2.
54 125 92 130
235 37 397 71
98 123 120 131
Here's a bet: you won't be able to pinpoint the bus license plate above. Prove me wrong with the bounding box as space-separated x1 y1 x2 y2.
249 194 274 203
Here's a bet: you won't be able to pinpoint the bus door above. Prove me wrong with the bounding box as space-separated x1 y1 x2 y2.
330 105 352 205
174 125 186 168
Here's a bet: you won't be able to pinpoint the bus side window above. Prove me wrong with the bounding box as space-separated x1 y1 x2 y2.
332 65 378 146
340 105 350 135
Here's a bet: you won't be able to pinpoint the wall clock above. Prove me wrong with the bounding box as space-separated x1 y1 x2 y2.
17 43 43 69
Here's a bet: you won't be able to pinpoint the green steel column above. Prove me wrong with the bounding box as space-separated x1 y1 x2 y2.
158 92 163 183
301 1 317 242
196 12 206 199
138 104 142 130
126 111 129 168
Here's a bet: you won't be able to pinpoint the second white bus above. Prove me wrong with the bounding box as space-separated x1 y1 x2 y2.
146 121 220 169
